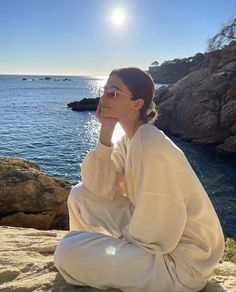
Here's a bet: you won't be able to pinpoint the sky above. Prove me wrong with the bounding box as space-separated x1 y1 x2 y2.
0 0 235 76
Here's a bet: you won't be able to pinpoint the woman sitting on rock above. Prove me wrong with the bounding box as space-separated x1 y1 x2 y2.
54 67 225 292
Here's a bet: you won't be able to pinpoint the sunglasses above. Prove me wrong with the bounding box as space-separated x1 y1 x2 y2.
98 86 133 99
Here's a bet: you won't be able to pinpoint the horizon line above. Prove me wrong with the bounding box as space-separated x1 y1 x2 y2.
0 73 110 77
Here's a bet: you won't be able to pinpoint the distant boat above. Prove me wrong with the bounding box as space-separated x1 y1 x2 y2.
22 78 35 81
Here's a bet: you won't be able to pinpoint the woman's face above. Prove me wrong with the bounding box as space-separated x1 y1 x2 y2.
99 74 142 120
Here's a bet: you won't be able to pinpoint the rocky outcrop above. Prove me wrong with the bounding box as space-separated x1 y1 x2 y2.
0 157 71 230
154 42 236 153
67 98 99 111
149 53 205 84
0 226 235 291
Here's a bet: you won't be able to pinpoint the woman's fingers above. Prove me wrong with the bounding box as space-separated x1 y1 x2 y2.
96 99 101 120
95 98 118 127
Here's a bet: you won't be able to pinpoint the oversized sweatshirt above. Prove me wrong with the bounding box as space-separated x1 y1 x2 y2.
81 123 225 279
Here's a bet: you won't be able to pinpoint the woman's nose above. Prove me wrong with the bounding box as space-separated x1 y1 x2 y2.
100 93 107 104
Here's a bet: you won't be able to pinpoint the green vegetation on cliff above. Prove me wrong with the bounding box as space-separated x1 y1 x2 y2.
223 238 236 264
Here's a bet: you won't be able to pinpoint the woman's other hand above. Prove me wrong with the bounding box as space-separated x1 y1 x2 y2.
96 99 118 128
96 99 118 147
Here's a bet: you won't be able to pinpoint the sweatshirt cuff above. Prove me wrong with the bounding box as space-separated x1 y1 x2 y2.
95 140 114 160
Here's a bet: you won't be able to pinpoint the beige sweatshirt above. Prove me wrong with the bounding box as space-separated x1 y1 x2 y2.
81 123 225 279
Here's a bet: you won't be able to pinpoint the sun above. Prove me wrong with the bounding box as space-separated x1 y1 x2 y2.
112 7 125 27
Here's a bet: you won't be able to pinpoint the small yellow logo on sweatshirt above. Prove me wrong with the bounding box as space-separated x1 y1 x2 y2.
128 171 135 194
117 172 125 193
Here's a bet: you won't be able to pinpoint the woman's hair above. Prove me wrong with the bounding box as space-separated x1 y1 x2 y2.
109 67 158 124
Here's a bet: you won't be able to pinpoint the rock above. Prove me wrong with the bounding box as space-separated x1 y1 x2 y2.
67 101 79 107
154 42 236 154
44 77 51 80
219 100 236 128
0 226 235 291
22 78 35 82
216 135 236 153
0 211 57 230
202 261 236 292
0 157 71 230
0 226 121 291
67 98 99 111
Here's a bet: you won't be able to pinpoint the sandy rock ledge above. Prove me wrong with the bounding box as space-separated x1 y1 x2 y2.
0 226 235 292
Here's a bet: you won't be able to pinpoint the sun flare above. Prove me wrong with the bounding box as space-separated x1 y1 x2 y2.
112 7 125 27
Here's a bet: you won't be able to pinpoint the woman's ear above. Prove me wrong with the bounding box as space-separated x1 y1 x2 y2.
133 98 144 111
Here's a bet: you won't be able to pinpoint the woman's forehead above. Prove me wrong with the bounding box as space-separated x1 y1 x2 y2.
106 75 129 91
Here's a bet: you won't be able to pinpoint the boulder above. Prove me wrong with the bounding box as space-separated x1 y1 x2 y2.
0 226 235 291
0 157 71 230
67 98 99 111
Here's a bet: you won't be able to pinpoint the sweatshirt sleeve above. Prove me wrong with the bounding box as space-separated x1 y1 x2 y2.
122 132 188 254
80 135 127 200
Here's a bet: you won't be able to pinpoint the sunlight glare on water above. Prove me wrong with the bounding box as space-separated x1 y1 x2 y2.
88 77 108 98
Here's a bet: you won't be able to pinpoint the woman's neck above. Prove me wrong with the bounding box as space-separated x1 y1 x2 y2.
119 119 146 140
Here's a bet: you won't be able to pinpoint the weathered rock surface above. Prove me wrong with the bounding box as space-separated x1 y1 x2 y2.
0 226 235 292
154 42 236 153
0 157 71 230
67 98 99 111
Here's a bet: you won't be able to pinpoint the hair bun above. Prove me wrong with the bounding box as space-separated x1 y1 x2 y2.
147 105 159 123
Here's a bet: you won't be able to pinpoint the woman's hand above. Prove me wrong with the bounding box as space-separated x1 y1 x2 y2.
96 99 118 146
96 99 118 128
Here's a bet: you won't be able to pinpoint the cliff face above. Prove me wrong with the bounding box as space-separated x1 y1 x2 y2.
153 42 236 153
0 157 71 230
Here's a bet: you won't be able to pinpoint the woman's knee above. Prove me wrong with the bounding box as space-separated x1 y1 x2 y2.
67 182 85 206
54 231 94 273
53 239 68 270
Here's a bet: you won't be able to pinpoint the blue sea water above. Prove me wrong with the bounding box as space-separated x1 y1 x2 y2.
0 74 235 238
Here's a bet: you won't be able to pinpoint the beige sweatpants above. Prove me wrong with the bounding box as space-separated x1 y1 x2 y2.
53 183 205 292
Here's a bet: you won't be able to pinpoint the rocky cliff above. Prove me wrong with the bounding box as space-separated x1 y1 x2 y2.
0 157 71 230
153 42 236 153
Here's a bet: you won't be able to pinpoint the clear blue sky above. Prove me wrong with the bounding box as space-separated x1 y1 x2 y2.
0 0 235 76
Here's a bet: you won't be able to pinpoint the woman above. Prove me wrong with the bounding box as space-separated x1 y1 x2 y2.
54 67 225 291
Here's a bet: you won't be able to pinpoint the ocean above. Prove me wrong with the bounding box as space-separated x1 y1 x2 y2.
0 74 235 238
